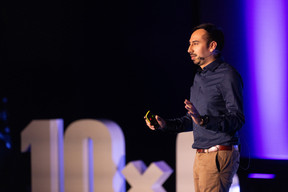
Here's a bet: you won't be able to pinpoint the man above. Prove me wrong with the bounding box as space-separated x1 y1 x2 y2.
145 23 245 192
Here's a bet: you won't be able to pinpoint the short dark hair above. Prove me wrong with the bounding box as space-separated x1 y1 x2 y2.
193 23 225 57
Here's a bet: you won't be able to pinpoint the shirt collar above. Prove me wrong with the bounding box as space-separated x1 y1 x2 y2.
198 57 224 72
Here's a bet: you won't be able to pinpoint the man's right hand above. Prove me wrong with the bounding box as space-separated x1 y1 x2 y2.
144 115 166 130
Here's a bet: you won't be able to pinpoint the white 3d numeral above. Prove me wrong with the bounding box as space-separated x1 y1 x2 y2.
21 119 64 192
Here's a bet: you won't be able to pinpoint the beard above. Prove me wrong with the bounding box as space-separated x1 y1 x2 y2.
192 56 202 66
193 59 201 66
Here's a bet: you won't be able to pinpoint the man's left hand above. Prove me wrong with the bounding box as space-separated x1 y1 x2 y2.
184 99 203 125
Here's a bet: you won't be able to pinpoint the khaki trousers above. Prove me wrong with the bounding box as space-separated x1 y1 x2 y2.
193 149 240 192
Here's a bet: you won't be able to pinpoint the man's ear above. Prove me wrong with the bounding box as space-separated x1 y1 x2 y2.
209 41 217 52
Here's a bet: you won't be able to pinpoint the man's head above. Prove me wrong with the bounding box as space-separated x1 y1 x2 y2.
187 23 224 68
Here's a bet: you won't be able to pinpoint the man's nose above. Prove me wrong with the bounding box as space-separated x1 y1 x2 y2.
187 45 193 53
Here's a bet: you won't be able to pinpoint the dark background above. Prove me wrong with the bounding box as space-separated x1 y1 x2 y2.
1 0 287 191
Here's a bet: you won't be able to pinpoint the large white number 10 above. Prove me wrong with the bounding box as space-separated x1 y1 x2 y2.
21 119 126 192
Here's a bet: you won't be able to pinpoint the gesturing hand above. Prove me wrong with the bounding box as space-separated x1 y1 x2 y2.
184 99 203 125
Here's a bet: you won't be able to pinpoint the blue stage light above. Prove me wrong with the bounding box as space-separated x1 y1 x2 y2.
248 173 276 179
245 0 288 159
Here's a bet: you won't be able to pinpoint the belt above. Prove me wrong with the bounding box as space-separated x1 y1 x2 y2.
196 145 238 153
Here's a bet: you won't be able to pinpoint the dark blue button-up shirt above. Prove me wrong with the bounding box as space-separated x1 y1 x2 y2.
164 58 245 149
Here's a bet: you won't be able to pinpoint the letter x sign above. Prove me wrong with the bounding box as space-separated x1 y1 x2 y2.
121 160 173 192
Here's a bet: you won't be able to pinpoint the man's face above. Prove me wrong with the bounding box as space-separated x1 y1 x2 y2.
187 29 214 67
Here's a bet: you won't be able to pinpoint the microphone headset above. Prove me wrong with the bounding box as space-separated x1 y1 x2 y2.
197 54 212 60
197 50 220 60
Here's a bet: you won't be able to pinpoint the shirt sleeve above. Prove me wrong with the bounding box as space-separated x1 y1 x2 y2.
204 69 245 134
161 114 193 133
